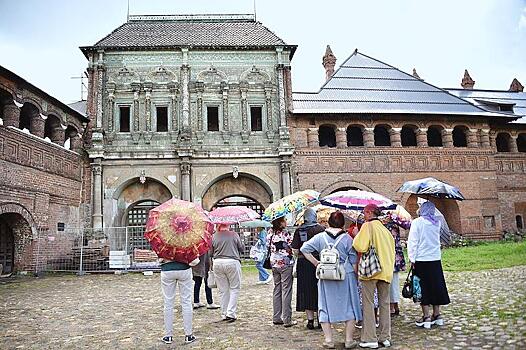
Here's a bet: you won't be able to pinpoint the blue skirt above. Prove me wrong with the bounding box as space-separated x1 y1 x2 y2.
318 270 362 323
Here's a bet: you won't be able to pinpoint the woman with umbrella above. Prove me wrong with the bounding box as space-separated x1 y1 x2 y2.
210 223 245 322
291 207 326 330
407 201 450 329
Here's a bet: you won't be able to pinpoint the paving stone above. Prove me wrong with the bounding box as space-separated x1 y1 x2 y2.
0 266 525 349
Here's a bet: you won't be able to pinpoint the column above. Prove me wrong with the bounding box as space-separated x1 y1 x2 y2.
489 132 497 150
281 162 291 197
3 103 20 127
389 128 402 147
168 83 179 132
30 110 45 138
480 129 491 148
107 89 115 133
50 126 65 146
180 64 190 130
221 82 229 131
95 51 105 129
510 135 519 153
336 127 347 148
276 64 286 127
132 85 140 132
363 127 374 147
91 162 103 229
264 82 273 130
180 161 191 201
196 82 204 131
416 129 428 147
144 84 152 132
467 129 479 148
307 128 318 148
240 82 248 131
442 129 453 148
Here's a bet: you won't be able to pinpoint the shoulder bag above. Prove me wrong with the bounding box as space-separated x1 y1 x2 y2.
358 224 382 278
401 266 413 299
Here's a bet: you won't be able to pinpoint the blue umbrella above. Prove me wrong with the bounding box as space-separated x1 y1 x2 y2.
397 177 465 200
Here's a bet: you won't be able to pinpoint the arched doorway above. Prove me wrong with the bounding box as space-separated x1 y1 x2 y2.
126 200 160 226
404 194 461 235
201 174 273 211
0 212 32 274
330 186 360 194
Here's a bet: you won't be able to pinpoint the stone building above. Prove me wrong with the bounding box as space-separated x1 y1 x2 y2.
80 14 296 229
290 48 526 239
0 65 89 273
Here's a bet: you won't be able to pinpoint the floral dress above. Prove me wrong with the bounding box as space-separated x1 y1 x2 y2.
385 223 406 273
267 228 293 268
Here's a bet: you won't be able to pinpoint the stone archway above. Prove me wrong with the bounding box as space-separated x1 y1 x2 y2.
0 202 36 273
320 181 375 197
201 174 273 211
404 194 462 234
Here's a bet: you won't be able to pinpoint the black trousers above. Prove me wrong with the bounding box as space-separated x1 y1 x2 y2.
193 275 213 304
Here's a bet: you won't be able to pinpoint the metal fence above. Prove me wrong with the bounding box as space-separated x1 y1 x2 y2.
35 225 260 274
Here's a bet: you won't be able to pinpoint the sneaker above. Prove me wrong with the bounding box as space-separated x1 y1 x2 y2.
379 339 391 347
432 314 444 326
255 280 266 285
306 320 315 330
415 316 432 329
206 303 220 309
161 336 173 344
354 321 363 329
225 316 236 323
264 275 273 284
184 335 196 344
273 320 284 325
359 342 379 349
345 340 358 349
284 320 298 328
193 302 205 309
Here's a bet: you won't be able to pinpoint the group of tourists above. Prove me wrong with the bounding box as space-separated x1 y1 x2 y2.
159 200 450 348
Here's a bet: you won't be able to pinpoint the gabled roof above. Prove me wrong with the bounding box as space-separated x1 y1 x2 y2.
292 50 513 118
81 14 296 57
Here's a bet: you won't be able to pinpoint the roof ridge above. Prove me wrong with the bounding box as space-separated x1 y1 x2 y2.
93 22 127 47
316 48 360 91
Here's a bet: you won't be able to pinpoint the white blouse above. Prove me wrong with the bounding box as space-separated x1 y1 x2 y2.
407 216 442 262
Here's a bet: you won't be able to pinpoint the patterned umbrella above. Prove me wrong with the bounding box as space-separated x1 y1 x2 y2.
262 190 320 222
344 205 412 229
320 190 397 211
294 204 339 226
144 198 214 264
239 219 272 228
397 177 465 200
208 206 260 224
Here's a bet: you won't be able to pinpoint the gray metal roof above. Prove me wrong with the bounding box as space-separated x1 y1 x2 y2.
292 50 511 117
83 14 293 52
68 100 87 118
446 88 526 122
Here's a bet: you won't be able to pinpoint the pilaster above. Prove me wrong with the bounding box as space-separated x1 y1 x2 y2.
307 128 318 148
280 161 291 197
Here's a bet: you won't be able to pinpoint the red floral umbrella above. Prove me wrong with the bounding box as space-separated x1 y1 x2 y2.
144 198 214 264
208 206 260 224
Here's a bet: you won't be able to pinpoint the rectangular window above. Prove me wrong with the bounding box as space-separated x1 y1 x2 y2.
250 106 263 131
483 216 496 229
57 222 65 232
207 106 219 131
119 106 130 132
156 106 168 132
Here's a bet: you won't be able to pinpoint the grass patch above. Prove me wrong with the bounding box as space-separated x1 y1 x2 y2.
441 240 526 272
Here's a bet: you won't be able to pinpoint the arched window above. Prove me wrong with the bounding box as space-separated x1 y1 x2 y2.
496 133 511 152
453 126 468 147
374 125 391 146
427 126 443 147
319 125 336 147
517 133 526 153
346 126 364 146
19 103 34 132
516 215 523 230
401 125 417 146
127 200 160 226
44 114 62 143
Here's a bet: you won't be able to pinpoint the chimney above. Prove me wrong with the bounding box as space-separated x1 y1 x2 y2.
412 68 421 80
509 78 524 92
461 69 475 89
322 45 337 81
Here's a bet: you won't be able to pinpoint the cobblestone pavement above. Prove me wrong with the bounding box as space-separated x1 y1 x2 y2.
0 266 525 350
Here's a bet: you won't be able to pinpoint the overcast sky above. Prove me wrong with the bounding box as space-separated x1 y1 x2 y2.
1 0 525 104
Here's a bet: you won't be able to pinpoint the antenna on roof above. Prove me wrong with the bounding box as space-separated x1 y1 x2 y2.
71 71 88 101
253 0 257 21
127 0 130 22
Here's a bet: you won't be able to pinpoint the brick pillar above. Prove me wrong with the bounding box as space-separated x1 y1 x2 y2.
509 136 519 153
467 129 479 148
336 127 347 148
389 128 402 147
442 129 453 148
30 111 45 138
307 128 318 147
363 128 375 147
416 129 427 147
295 128 308 148
489 132 497 150
50 126 65 146
480 129 490 148
3 103 20 127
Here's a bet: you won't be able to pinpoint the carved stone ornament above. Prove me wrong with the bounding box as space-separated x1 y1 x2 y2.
139 170 146 184
149 65 176 83
197 66 227 84
232 166 239 179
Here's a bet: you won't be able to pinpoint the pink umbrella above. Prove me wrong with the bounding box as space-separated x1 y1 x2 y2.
208 206 260 224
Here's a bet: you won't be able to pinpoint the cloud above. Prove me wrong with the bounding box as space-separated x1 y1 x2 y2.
519 6 526 30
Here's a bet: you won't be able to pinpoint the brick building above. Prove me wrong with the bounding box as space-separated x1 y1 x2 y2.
290 48 526 239
0 66 89 273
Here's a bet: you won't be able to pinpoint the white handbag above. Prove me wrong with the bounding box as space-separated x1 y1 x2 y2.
207 271 217 288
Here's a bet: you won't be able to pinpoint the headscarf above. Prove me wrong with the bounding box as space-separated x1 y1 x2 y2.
298 208 318 242
420 201 438 225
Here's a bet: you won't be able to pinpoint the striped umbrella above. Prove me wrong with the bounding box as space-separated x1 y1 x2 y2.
320 190 397 211
262 190 320 222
